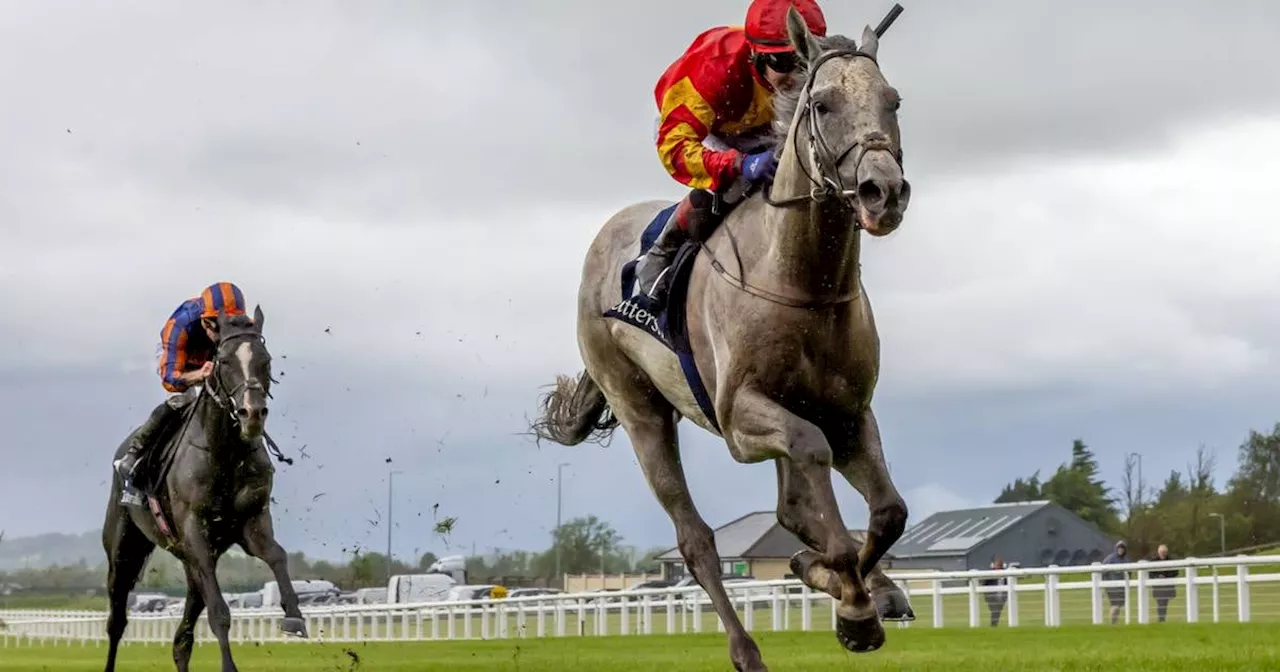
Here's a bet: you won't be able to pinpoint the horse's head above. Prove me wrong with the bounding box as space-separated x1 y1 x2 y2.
775 7 910 237
209 306 273 442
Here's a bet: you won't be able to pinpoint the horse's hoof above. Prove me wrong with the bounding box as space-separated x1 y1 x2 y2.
835 614 885 653
874 587 916 621
788 549 818 577
280 617 308 638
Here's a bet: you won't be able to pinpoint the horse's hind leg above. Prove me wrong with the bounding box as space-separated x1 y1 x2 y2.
101 507 154 672
626 406 767 672
830 408 914 620
586 335 766 671
173 569 207 672
729 390 883 653
241 509 307 637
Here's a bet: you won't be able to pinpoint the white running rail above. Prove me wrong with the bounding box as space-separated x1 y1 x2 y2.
3 555 1277 647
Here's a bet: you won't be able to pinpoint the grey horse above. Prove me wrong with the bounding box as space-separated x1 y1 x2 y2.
531 8 914 671
101 307 306 672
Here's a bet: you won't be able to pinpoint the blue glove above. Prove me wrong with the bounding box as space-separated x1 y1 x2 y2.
740 149 778 183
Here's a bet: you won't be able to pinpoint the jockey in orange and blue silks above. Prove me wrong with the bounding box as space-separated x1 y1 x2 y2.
633 0 828 305
114 282 248 496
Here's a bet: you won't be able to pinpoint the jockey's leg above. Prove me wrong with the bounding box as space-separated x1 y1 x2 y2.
635 188 714 301
114 389 194 487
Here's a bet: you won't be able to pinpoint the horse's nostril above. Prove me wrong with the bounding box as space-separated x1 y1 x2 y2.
858 181 884 204
236 407 249 418
260 407 269 417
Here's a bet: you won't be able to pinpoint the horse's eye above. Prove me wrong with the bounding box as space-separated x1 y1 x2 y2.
813 101 829 115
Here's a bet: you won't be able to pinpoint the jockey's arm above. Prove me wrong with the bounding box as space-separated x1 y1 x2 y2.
158 314 211 392
655 79 743 192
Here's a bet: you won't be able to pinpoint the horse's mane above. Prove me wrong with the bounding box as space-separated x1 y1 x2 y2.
769 34 862 147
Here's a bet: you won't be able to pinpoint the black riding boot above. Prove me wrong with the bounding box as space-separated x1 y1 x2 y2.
114 399 180 483
635 189 720 309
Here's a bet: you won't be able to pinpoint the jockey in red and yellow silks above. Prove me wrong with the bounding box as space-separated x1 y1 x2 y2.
634 0 828 305
114 282 248 499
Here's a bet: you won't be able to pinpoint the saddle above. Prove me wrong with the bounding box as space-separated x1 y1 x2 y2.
604 204 720 432
131 401 198 497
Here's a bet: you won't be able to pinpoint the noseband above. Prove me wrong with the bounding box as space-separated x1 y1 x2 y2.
205 331 270 423
763 47 904 222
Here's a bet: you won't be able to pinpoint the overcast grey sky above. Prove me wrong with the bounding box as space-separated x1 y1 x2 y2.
2 0 1279 563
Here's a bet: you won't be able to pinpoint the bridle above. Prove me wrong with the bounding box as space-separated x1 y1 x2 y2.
201 329 293 464
699 43 905 309
762 46 904 222
205 331 271 425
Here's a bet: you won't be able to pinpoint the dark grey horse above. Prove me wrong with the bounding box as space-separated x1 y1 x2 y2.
101 307 306 672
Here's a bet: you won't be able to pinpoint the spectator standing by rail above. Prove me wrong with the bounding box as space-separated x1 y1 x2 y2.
1147 543 1178 622
1101 540 1129 624
981 557 1009 626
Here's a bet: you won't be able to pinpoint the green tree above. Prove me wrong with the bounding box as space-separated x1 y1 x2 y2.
1224 423 1280 547
995 473 1044 503
992 439 1120 534
533 515 627 576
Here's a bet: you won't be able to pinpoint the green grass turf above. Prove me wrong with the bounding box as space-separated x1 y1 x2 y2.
3 622 1279 671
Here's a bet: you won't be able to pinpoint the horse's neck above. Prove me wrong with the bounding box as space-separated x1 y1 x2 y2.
758 151 861 299
194 392 248 461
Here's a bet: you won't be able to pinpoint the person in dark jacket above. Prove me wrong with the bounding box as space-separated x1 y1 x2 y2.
1148 544 1179 622
1101 540 1129 624
981 557 1009 626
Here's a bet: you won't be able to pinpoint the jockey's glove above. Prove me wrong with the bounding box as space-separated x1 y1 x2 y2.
741 149 779 184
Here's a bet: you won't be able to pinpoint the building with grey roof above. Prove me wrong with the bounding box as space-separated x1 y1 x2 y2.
656 511 876 581
886 500 1115 572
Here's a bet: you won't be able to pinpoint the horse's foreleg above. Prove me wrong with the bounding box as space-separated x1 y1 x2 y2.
730 390 883 653
773 459 845 595
831 408 914 620
181 523 238 672
172 569 207 672
241 510 308 637
626 406 766 672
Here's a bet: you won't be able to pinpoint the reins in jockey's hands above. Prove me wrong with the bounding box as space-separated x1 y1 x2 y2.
180 362 215 387
740 149 779 184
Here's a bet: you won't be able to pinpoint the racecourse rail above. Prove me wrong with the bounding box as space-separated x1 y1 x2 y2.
4 555 1278 647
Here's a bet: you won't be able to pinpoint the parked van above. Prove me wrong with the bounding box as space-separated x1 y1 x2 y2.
261 579 337 608
387 573 456 604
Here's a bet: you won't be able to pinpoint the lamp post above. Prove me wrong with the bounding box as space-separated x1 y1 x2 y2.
1208 512 1226 556
1125 451 1144 503
387 469 403 585
555 462 570 582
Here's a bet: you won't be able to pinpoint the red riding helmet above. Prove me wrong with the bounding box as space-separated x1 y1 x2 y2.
745 0 827 53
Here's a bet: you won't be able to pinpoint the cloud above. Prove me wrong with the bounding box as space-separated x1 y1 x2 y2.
1 1 1279 559
868 115 1280 396
902 483 976 523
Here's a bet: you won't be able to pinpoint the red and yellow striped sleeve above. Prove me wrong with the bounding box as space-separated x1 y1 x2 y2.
655 78 743 191
653 28 749 192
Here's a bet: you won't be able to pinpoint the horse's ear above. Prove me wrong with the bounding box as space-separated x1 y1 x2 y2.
786 5 822 63
860 24 879 60
252 305 264 333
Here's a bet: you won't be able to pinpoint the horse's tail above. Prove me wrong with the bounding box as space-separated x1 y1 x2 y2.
529 370 618 446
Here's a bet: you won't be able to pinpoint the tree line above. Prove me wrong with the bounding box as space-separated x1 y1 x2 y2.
994 423 1280 559
0 515 666 599
6 421 1277 601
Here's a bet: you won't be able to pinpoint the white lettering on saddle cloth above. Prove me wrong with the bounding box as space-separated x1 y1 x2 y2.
607 298 670 346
